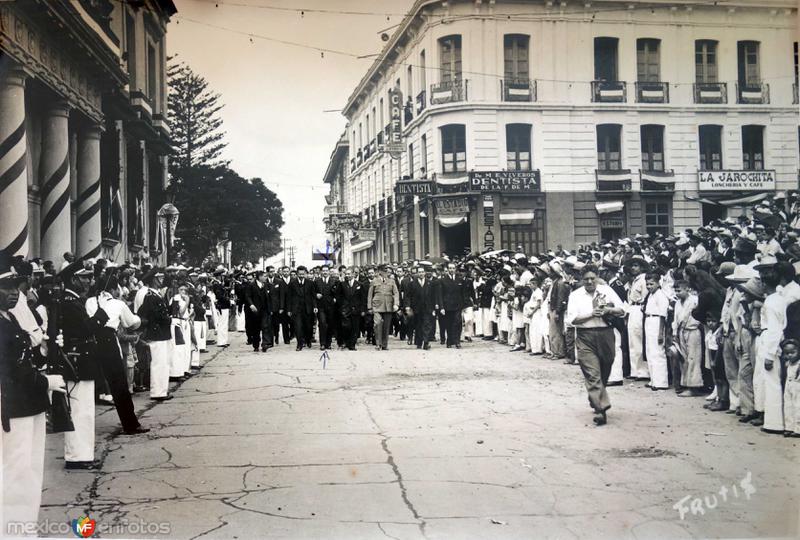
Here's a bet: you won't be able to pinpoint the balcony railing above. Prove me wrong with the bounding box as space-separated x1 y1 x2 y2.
635 81 669 104
640 170 675 192
430 79 467 105
501 78 536 102
794 83 799 105
694 82 727 104
416 91 427 114
404 99 414 124
591 80 626 103
377 131 384 145
596 169 633 193
736 82 769 104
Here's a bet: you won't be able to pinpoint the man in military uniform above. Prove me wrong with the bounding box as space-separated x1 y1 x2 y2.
137 269 174 400
367 264 400 351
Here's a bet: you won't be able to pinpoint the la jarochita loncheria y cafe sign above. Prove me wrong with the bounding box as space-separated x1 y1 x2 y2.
698 170 775 191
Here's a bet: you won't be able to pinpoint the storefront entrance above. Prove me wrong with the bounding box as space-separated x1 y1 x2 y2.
701 203 726 225
440 219 470 257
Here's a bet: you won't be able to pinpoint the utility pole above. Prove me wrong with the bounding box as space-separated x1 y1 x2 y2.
282 238 287 267
289 245 295 268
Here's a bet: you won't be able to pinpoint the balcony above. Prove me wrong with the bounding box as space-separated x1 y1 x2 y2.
416 91 427 114
430 79 467 105
377 131 384 145
635 81 669 104
693 82 727 104
640 170 675 193
794 83 799 105
591 80 626 103
736 82 769 104
596 169 632 194
501 78 536 102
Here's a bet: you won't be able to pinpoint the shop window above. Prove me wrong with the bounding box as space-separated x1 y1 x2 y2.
645 201 671 237
441 124 466 173
596 124 622 171
737 41 760 86
636 38 660 82
504 34 530 79
594 37 618 81
500 216 545 255
439 35 462 83
640 125 664 172
742 125 764 171
698 125 722 170
506 124 531 171
695 40 718 83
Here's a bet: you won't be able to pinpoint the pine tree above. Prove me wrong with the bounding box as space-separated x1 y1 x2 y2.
167 58 228 171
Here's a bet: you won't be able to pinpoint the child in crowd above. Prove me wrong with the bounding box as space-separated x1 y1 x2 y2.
782 339 800 437
643 272 670 390
671 280 705 396
511 285 530 352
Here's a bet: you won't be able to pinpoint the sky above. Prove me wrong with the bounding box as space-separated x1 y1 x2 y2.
169 0 415 266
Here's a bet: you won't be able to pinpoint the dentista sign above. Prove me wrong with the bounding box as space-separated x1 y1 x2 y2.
697 170 776 191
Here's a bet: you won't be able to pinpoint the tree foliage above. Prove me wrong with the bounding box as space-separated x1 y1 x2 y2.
167 58 228 170
173 166 284 265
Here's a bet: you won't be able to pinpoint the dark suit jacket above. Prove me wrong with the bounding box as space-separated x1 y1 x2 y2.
336 279 365 317
439 274 466 311
244 282 271 315
405 278 440 315
266 278 285 314
548 277 570 315
289 278 317 315
314 277 338 311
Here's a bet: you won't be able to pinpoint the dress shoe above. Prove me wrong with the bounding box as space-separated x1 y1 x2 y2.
464 336 472 342
416 345 422 349
296 346 303 351
592 412 607 426
455 344 461 349
124 426 151 435
708 401 729 411
348 347 357 351
152 395 174 402
65 461 100 470
375 345 382 351
678 389 706 397
784 431 800 438
739 412 759 423
750 416 764 426
407 339 413 345
606 381 623 387
440 340 446 345
447 345 453 349
261 347 268 352
381 345 388 350
253 346 259 352
423 343 431 350
510 346 524 352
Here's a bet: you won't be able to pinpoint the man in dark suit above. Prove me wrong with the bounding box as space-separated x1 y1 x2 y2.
288 266 316 351
439 262 466 348
336 267 364 350
398 267 415 344
244 271 272 352
404 266 441 349
314 265 338 350
265 266 286 346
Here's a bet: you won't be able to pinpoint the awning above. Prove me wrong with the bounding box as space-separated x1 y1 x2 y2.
499 210 535 225
435 174 469 186
687 192 769 207
437 215 467 227
595 201 625 214
350 240 374 253
596 171 631 181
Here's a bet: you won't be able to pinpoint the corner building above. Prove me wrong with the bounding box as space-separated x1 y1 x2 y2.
0 0 175 264
337 0 799 263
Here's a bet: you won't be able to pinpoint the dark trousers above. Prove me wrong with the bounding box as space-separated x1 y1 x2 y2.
293 311 313 347
317 306 336 348
414 312 434 347
245 310 272 350
565 326 576 362
437 313 446 343
341 314 361 349
97 329 140 431
443 310 462 346
575 327 615 413
270 312 282 345
362 313 375 344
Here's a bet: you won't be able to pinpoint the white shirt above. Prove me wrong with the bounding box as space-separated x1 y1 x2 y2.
778 280 800 304
86 291 141 330
565 284 623 328
10 292 45 347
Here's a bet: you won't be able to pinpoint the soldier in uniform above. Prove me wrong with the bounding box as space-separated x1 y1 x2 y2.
1 255 66 529
212 268 232 347
367 264 400 351
136 269 174 400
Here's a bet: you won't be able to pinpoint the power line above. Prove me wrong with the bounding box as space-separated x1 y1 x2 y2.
189 0 411 17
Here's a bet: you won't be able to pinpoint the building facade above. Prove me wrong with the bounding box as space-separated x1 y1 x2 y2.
332 0 799 263
0 0 175 266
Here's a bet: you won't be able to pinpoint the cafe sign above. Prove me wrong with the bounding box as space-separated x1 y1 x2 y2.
469 170 541 192
395 180 433 196
698 170 776 191
382 88 404 159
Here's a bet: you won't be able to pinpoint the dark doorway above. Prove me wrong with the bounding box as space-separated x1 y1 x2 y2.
701 203 726 225
440 219 470 257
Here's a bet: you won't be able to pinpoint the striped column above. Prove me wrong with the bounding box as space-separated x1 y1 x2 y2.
0 67 29 257
76 124 103 259
39 100 71 264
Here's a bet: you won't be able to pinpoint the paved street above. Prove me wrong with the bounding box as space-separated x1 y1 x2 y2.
40 334 798 539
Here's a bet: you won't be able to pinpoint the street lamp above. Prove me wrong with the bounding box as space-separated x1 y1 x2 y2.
157 203 180 265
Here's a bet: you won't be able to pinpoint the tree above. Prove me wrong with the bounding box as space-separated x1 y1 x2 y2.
167 58 228 171
173 165 284 265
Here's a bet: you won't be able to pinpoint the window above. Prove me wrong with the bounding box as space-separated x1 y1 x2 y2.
645 202 671 237
407 65 413 97
439 35 462 83
408 142 415 178
695 40 718 83
506 124 531 171
420 50 427 89
594 37 618 81
124 11 136 75
371 107 377 140
636 38 660 82
504 34 529 79
640 125 664 172
794 42 798 85
596 124 622 171
147 43 157 100
379 98 384 129
420 134 428 176
742 125 764 170
441 124 466 173
698 125 722 170
737 41 760 86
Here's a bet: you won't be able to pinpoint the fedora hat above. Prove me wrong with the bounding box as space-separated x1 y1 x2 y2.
736 277 765 300
726 264 758 283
